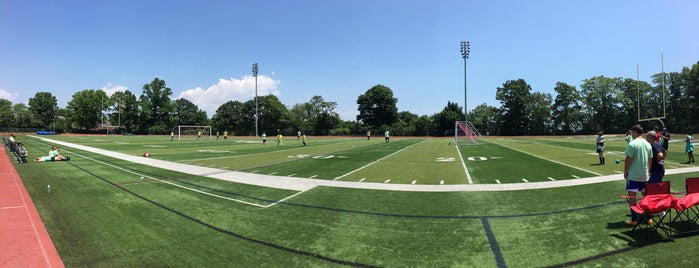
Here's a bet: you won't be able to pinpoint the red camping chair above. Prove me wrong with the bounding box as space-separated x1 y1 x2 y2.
673 178 699 229
630 181 677 237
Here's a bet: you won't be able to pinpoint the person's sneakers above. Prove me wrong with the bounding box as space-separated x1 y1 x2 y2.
65 156 70 161
626 220 638 227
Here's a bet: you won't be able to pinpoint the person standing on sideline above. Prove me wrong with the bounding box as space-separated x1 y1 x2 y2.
645 131 665 183
624 125 652 226
170 131 174 141
261 131 267 144
596 131 606 165
302 134 307 146
660 127 670 157
384 130 390 144
686 130 695 164
367 130 371 141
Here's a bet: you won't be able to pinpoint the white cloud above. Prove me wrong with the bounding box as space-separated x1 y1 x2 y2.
101 83 128 96
178 75 280 117
0 88 17 101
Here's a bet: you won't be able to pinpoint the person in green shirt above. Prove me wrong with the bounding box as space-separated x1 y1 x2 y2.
261 131 267 144
384 130 390 143
624 124 652 226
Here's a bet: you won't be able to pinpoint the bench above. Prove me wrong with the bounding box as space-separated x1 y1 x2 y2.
7 141 28 164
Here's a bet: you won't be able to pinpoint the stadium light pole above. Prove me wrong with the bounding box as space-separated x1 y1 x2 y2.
252 63 259 137
460 41 470 122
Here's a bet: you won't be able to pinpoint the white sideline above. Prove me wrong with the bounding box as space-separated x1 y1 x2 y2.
32 136 699 192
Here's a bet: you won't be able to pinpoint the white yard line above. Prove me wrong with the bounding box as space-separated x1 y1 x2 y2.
332 140 426 181
502 144 602 176
454 144 473 184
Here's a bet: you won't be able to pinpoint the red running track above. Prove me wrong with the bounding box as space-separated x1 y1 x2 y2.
0 145 64 267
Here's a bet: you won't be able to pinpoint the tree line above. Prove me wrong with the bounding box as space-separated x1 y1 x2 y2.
1 61 697 136
473 61 699 135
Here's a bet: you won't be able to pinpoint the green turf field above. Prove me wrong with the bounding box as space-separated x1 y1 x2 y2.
8 134 699 267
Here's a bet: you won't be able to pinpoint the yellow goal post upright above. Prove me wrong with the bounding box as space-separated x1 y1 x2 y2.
172 125 212 140
454 121 480 145
636 55 667 128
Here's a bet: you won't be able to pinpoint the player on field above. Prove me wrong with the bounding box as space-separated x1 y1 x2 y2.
686 130 695 164
261 131 267 144
223 130 228 140
277 132 283 146
596 130 605 165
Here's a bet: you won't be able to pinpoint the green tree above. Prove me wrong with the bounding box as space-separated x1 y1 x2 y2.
551 82 582 134
289 102 313 133
391 111 419 136
496 79 531 135
139 78 174 134
580 76 629 133
172 98 208 126
12 103 33 128
432 101 465 136
526 92 553 135
308 96 340 135
109 90 139 133
211 100 247 135
356 84 398 129
28 92 58 128
256 94 290 135
414 115 434 136
66 89 108 131
0 99 13 127
468 103 500 136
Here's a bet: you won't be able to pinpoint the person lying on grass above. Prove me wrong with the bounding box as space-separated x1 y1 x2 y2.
35 146 70 162
34 155 70 162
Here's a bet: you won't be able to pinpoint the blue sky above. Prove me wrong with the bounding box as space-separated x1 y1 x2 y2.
1 0 698 121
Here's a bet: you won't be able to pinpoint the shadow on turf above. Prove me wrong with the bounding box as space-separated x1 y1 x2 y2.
546 226 699 267
607 219 699 247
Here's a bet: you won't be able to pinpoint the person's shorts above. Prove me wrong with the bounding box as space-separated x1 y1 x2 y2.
626 180 646 193
649 172 665 183
596 144 604 153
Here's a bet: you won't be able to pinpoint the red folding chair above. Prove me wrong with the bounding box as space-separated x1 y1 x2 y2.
630 181 677 237
673 178 699 230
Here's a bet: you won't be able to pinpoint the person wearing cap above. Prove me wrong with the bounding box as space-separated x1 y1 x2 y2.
645 131 665 183
660 127 670 157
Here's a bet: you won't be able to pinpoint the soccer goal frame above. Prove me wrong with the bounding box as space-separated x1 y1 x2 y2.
454 121 480 145
172 125 212 140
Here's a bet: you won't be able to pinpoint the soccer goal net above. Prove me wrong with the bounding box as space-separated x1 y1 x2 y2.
172 125 212 140
454 121 480 145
